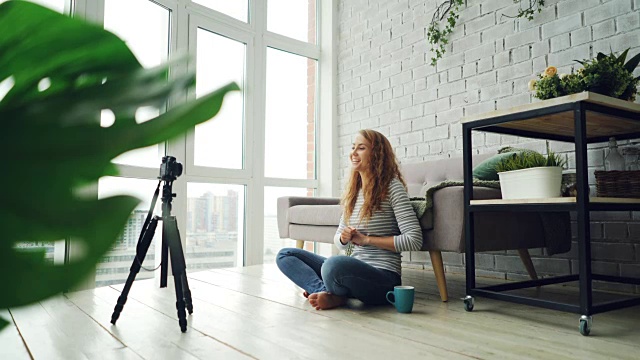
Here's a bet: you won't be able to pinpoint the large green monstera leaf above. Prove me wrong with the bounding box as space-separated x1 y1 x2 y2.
0 1 239 330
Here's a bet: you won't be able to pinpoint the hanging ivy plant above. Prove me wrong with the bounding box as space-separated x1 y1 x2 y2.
427 0 545 66
502 0 545 20
427 0 464 67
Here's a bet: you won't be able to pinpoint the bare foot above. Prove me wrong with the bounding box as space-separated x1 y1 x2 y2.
302 291 309 298
308 292 347 310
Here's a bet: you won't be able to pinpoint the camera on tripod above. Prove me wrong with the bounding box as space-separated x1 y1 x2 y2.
111 154 193 332
159 156 183 181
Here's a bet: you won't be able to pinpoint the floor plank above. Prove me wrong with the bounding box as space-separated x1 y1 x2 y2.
9 295 138 360
115 275 472 359
200 267 640 359
0 309 31 360
66 286 252 360
4 265 640 359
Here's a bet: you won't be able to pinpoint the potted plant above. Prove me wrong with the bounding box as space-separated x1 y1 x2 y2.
494 147 566 199
529 48 640 101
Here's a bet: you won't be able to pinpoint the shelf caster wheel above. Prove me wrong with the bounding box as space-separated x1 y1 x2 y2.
579 315 592 336
463 296 474 312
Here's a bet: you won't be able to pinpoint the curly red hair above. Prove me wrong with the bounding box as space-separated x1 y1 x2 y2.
342 129 406 225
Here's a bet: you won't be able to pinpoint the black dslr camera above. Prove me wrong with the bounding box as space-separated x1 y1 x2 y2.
159 156 183 181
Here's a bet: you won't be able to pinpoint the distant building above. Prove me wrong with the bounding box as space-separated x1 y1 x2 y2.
96 190 241 287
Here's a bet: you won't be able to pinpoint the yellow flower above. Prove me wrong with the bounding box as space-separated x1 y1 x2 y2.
528 79 537 91
544 66 557 77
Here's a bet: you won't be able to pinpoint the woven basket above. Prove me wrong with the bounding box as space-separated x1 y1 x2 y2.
594 170 640 198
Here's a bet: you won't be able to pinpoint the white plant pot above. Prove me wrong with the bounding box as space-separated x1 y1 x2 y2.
498 166 563 199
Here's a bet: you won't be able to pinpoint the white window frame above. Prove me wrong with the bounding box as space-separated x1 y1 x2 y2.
67 0 336 276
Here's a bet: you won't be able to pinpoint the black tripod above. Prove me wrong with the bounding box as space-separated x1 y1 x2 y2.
110 156 193 332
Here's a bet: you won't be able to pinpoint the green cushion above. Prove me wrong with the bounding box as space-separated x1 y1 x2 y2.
473 152 517 180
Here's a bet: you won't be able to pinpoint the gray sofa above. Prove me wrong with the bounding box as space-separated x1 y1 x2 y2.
277 154 570 302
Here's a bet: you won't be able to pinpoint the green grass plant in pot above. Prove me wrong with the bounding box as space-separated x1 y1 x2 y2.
494 149 566 200
0 0 239 331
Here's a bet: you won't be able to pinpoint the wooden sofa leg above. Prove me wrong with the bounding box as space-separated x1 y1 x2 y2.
295 240 304 249
517 249 538 280
429 251 448 302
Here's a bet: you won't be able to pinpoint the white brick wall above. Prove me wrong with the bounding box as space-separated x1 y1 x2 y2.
336 0 640 290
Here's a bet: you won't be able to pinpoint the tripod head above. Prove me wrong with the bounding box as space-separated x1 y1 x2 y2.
159 155 183 182
158 155 183 217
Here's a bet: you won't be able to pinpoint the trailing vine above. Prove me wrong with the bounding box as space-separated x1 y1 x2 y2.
502 0 545 20
427 0 464 67
427 0 545 66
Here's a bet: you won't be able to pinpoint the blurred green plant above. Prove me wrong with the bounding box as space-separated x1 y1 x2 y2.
0 0 238 331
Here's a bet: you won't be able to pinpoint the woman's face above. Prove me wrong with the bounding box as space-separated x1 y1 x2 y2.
350 134 371 173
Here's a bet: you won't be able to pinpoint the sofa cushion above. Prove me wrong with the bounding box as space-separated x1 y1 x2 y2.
402 154 494 198
289 204 342 226
289 224 338 244
472 152 516 180
473 152 515 180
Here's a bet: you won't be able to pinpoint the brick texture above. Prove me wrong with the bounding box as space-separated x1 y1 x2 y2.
338 0 640 293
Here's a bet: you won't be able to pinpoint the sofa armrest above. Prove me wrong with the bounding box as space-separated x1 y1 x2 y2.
424 186 501 252
277 196 340 238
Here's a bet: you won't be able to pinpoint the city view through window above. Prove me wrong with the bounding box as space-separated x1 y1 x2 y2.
14 0 322 287
96 180 245 287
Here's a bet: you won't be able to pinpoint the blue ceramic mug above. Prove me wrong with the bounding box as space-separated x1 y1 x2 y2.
386 285 415 313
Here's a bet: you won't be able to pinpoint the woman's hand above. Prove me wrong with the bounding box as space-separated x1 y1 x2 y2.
350 230 370 246
340 226 357 244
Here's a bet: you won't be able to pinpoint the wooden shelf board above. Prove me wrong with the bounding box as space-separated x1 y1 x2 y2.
461 92 640 140
470 197 640 205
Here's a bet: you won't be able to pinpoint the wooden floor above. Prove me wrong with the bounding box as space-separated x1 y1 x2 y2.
2 265 640 359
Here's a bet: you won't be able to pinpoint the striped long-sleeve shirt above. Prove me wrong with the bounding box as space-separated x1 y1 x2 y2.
333 178 423 275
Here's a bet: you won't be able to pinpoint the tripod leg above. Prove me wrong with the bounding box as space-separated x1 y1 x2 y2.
171 219 193 314
160 222 169 288
172 272 188 332
164 217 189 332
111 217 159 325
181 274 193 314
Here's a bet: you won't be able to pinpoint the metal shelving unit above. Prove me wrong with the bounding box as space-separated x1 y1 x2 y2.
461 92 640 336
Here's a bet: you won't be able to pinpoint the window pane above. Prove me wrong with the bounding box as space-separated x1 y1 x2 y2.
103 0 170 168
14 241 58 265
0 0 66 12
263 186 316 264
186 183 245 270
267 0 316 44
194 29 245 169
265 48 316 179
192 0 248 23
97 177 162 287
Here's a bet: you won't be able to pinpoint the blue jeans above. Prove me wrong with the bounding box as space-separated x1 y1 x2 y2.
276 248 401 305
